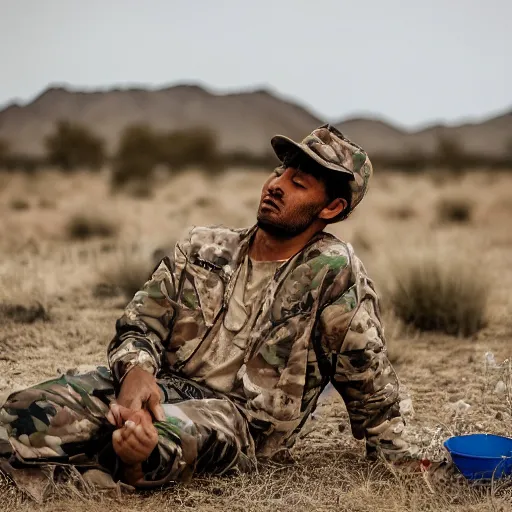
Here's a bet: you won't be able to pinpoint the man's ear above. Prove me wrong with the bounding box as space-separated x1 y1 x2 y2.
318 198 347 221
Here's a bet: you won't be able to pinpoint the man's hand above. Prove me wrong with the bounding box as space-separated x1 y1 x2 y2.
112 405 159 466
107 366 165 426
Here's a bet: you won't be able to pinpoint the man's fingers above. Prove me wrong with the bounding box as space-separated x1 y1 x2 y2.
106 409 116 426
147 394 165 422
119 423 156 448
113 427 152 465
108 403 123 427
117 404 141 423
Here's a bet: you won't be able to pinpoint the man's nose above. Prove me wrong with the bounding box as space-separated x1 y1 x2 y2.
268 178 284 198
268 169 289 198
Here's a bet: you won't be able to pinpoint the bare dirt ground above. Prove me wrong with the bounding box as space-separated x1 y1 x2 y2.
0 167 511 511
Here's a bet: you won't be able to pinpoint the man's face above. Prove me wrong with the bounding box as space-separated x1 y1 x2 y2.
257 163 329 237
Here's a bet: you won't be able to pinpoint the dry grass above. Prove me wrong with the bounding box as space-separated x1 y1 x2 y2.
0 302 50 324
95 248 153 300
0 168 512 511
389 252 488 337
387 204 416 220
9 198 30 211
66 212 119 241
437 196 474 224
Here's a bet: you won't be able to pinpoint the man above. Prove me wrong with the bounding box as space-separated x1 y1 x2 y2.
0 124 420 490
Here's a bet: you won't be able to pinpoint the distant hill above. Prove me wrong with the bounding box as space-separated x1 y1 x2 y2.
0 84 510 159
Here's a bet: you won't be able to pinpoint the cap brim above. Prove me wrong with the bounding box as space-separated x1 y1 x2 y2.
270 135 354 177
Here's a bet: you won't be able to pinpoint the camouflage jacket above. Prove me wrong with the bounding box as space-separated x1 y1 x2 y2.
108 225 412 459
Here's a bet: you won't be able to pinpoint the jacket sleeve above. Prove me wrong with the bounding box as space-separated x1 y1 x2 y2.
317 254 419 461
107 255 179 384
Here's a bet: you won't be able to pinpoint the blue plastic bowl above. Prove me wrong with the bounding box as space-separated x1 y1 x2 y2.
444 434 512 480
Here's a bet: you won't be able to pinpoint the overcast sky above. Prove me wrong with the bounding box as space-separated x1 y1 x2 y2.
1 0 510 128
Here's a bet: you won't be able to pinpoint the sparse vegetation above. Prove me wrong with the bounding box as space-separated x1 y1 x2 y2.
0 170 511 511
390 253 488 337
66 212 119 240
45 120 105 171
388 204 416 220
159 128 219 172
437 196 474 224
351 232 372 253
112 125 222 189
436 135 465 174
0 138 9 169
0 302 50 323
95 251 151 299
9 197 30 210
111 124 160 188
38 198 57 209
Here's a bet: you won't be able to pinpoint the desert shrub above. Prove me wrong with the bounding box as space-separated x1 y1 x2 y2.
9 198 30 210
351 232 372 253
111 125 160 188
45 120 105 170
159 128 219 171
0 302 50 323
112 125 223 188
38 198 57 209
389 254 487 337
437 196 474 224
123 179 154 199
66 212 119 240
0 138 9 168
388 205 416 220
1 154 43 172
95 251 151 299
0 272 51 324
436 135 465 174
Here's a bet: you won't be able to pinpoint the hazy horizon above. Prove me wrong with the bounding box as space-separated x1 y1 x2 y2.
1 0 510 129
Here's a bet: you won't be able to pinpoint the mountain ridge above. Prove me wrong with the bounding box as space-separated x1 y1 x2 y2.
0 84 510 159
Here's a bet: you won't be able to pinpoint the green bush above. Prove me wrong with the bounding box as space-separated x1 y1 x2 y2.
45 120 105 171
389 253 488 337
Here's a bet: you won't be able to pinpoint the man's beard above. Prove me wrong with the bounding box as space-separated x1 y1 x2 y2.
256 203 323 239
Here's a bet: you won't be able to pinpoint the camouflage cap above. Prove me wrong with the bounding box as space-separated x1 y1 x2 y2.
270 124 373 215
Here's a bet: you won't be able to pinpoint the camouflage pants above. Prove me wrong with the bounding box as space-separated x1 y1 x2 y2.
0 367 256 487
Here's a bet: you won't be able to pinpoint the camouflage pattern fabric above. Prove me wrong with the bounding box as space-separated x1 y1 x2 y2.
271 124 373 215
1 224 422 488
0 368 256 487
108 225 419 464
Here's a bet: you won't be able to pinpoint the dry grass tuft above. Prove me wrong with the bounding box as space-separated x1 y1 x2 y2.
0 272 52 325
95 250 152 300
388 205 416 220
0 302 50 324
382 312 417 367
9 198 30 211
437 197 474 224
389 253 488 337
66 212 119 241
351 232 372 253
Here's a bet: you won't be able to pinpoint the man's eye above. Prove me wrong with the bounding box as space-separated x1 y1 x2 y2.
293 181 306 189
